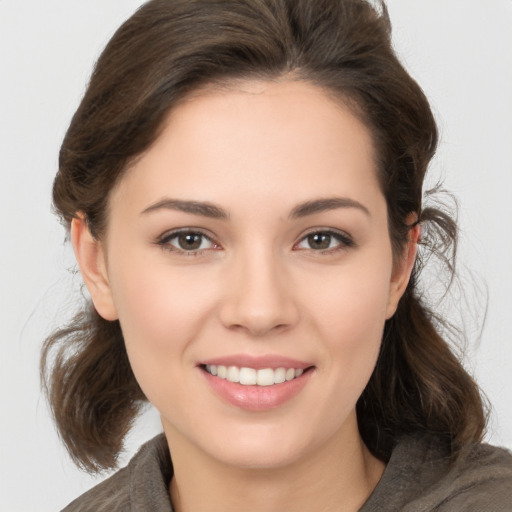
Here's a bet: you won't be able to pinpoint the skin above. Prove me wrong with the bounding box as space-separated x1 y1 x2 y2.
72 79 419 512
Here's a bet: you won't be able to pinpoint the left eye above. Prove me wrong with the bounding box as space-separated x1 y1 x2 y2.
161 231 216 252
295 231 352 251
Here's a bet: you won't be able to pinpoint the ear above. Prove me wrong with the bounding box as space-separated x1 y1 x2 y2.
385 215 421 319
70 215 118 321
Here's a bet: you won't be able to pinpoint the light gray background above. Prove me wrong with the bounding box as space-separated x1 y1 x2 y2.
1 1 511 510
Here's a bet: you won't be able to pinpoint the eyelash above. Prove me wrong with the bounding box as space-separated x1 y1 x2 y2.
156 228 355 256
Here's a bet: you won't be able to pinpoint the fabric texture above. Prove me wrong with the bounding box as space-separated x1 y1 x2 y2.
62 433 512 511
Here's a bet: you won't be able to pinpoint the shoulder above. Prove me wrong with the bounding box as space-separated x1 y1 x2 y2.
61 466 131 512
61 434 174 512
362 434 512 512
432 441 512 511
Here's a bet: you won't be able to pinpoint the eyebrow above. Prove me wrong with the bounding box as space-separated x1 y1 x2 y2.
141 196 370 219
141 199 229 219
289 197 370 219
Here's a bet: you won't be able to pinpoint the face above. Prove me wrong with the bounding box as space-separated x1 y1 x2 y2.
75 80 414 470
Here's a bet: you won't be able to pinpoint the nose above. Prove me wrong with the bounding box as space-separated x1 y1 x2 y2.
218 245 299 337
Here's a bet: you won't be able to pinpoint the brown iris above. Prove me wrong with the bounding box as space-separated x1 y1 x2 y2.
307 233 332 250
178 233 203 250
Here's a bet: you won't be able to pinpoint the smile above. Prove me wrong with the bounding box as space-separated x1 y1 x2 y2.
205 364 304 386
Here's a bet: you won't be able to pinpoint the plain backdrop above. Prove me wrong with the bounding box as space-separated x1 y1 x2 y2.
1 1 511 510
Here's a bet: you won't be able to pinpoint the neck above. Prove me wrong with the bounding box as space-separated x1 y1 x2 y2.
165 416 385 512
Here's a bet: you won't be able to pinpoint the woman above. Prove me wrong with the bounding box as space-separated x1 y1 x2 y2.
41 0 512 510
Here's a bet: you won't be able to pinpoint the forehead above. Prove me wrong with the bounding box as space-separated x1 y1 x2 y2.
110 79 381 217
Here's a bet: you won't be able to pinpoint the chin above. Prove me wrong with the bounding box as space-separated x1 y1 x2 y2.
203 424 322 471
216 445 304 471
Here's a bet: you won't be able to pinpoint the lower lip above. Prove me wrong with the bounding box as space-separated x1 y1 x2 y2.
201 367 313 411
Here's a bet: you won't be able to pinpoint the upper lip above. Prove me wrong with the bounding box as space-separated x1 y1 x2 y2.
198 354 313 370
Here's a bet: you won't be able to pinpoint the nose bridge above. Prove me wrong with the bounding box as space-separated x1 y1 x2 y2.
219 239 298 336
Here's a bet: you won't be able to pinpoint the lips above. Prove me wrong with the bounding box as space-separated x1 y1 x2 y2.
199 354 311 370
198 355 314 411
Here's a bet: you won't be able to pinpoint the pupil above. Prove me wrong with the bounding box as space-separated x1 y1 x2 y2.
309 233 331 250
179 233 201 250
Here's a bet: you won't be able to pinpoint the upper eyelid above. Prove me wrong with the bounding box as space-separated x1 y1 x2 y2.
297 227 354 242
158 227 215 242
158 226 351 237
299 227 351 237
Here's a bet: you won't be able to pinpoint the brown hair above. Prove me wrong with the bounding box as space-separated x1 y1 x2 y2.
41 0 486 472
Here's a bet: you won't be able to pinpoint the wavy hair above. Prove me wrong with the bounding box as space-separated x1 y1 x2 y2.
41 0 486 472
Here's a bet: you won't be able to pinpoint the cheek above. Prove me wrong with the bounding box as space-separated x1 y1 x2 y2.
310 256 391 332
109 248 213 335
305 257 392 381
106 254 217 390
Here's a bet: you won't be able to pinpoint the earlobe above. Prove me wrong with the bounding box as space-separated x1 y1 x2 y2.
70 216 119 321
385 221 421 319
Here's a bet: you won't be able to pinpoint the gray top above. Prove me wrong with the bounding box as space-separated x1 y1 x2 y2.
62 433 512 511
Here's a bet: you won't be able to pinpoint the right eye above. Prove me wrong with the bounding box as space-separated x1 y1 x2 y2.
158 230 220 255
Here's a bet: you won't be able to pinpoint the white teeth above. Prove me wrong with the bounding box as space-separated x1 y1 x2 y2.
226 366 240 383
205 364 306 386
240 367 257 385
274 367 286 384
256 368 274 386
